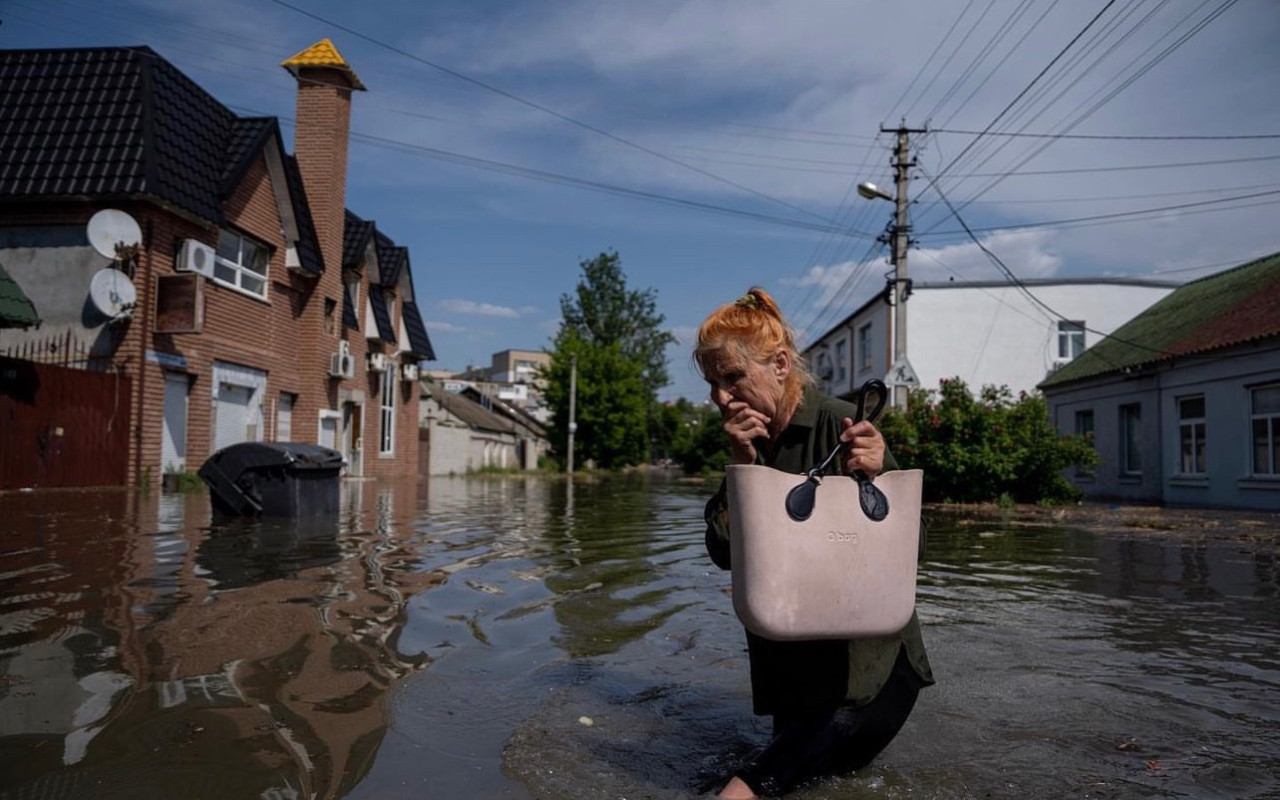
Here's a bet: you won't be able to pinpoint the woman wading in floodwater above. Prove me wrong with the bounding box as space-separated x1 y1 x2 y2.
696 288 934 798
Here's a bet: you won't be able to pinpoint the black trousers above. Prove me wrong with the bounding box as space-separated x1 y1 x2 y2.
736 647 923 797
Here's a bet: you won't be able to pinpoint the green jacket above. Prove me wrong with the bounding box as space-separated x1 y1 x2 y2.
705 385 934 714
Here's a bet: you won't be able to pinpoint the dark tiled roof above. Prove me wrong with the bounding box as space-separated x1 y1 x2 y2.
402 299 435 360
1041 252 1280 388
0 262 41 329
282 154 322 275
367 285 396 343
342 211 432 358
374 230 406 287
220 117 275 196
0 46 242 223
343 209 375 268
0 45 323 278
1 47 153 203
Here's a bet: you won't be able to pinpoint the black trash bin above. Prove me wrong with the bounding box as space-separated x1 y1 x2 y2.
198 442 344 518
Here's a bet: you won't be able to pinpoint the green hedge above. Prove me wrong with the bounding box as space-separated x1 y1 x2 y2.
878 378 1097 504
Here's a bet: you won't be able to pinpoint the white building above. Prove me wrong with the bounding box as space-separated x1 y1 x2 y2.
489 349 550 385
803 278 1177 402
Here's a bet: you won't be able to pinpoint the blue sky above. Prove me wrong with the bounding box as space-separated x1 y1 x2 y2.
7 0 1280 401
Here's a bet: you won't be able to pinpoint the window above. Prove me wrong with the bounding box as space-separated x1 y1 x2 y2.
835 340 848 383
324 298 337 335
343 274 360 330
1120 403 1142 475
214 229 269 299
277 393 295 442
1074 410 1094 478
1057 320 1086 361
1178 395 1206 475
858 324 873 371
1251 384 1280 475
379 366 395 455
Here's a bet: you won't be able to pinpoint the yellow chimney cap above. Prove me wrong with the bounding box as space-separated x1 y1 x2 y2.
281 38 366 90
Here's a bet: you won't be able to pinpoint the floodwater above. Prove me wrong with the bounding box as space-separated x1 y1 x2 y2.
1 475 1277 800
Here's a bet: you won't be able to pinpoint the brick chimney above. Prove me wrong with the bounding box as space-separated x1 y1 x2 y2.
281 39 365 275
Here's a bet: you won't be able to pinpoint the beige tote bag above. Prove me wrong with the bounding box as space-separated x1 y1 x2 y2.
726 465 923 641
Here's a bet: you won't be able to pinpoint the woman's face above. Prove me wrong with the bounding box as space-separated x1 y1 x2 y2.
702 348 788 420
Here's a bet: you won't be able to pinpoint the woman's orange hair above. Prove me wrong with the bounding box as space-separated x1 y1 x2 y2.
695 286 814 406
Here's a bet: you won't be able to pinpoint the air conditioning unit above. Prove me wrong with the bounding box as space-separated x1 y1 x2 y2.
401 363 420 382
330 340 355 379
367 352 389 373
177 239 217 278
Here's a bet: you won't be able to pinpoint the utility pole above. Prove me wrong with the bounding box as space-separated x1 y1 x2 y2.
566 353 577 475
866 122 926 409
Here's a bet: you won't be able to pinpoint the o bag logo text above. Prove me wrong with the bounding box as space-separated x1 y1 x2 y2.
826 530 859 544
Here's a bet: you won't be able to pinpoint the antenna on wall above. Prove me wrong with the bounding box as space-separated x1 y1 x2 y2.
87 209 143 276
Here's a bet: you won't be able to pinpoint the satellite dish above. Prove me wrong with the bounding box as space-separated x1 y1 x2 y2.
88 268 138 320
87 209 143 259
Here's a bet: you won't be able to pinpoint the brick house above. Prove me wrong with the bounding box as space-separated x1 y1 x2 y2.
0 40 433 489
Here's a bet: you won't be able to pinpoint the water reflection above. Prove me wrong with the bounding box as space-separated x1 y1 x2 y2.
0 481 438 800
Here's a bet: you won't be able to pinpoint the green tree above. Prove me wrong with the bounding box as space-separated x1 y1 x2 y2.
559 251 675 398
650 398 730 473
878 377 1097 503
544 252 675 469
543 331 649 469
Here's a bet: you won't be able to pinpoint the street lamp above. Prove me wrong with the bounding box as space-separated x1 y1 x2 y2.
856 181 893 202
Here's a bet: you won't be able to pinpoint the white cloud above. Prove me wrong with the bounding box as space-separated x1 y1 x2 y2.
427 320 467 333
914 230 1063 283
436 299 521 318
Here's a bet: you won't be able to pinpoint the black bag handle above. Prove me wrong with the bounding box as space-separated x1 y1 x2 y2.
785 380 891 523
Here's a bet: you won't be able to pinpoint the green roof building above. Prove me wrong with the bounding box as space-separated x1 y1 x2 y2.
1039 253 1280 510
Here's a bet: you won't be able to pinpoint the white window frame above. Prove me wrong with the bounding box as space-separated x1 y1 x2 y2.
379 366 396 455
834 339 848 384
1250 383 1280 476
277 392 295 443
214 228 269 300
858 324 873 372
1177 395 1206 476
1057 320 1086 362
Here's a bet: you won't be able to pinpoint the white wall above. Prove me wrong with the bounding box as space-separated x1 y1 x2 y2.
909 282 1173 395
808 281 1173 400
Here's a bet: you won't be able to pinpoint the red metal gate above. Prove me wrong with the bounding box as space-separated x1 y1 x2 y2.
0 357 132 489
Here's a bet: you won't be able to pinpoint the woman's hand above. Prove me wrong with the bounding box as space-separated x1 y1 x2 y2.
723 400 770 464
840 418 885 478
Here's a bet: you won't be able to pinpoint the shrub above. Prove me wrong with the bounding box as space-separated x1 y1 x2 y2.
878 378 1097 504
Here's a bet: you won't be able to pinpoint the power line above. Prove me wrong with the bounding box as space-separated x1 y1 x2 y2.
235 104 878 240
947 153 1280 177
917 0 1242 238
921 188 1280 238
934 0 1119 182
262 0 835 225
932 127 1280 141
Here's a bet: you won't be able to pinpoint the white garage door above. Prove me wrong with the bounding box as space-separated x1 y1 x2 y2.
161 373 189 471
214 383 254 451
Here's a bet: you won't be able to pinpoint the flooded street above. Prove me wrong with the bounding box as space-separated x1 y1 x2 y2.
1 475 1277 800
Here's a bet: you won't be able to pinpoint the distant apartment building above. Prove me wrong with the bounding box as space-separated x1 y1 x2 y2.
489 349 550 386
